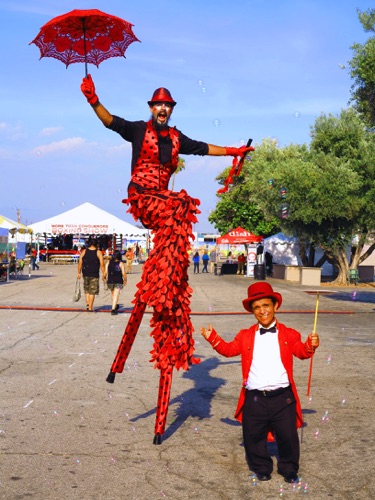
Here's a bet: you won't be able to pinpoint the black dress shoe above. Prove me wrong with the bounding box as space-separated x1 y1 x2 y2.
256 473 272 481
279 472 298 483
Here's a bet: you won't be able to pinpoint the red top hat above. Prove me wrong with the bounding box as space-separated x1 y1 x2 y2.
242 282 282 312
148 87 177 107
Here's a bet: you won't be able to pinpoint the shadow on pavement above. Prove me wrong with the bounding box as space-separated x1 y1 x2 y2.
131 357 239 441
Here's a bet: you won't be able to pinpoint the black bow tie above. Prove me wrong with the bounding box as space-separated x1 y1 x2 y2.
259 326 277 335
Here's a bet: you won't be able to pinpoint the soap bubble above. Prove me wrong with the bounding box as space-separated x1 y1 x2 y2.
268 179 274 188
201 87 207 93
250 474 257 486
314 429 320 439
326 354 332 364
321 410 330 423
197 80 203 86
279 186 287 199
294 111 300 118
213 119 220 127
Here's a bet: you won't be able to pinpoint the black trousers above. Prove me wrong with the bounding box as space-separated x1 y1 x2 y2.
242 386 300 475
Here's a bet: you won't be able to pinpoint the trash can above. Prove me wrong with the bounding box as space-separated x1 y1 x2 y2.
254 264 266 280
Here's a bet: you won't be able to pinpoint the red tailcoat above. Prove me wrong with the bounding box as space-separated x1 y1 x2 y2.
207 321 315 428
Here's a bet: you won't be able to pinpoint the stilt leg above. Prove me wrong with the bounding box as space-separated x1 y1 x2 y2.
106 301 147 383
153 366 173 444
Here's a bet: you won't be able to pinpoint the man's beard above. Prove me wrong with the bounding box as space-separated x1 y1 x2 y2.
151 116 170 132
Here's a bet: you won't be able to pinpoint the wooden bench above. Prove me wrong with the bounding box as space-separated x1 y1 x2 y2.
50 255 79 265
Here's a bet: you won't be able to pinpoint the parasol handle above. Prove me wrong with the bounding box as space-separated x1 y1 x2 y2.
307 292 320 396
234 138 253 175
81 18 88 77
307 356 314 397
312 293 320 334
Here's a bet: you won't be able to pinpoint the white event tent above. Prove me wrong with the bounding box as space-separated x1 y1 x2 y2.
29 202 147 238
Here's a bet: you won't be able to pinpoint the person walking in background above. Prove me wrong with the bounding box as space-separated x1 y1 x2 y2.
192 251 200 274
209 247 217 274
237 253 246 275
106 250 127 315
200 282 319 484
77 237 106 312
202 250 209 273
125 247 134 274
134 243 140 263
31 247 39 270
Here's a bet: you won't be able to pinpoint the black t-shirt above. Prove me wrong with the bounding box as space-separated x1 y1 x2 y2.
107 117 209 170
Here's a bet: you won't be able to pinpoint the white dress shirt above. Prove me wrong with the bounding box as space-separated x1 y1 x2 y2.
245 322 290 391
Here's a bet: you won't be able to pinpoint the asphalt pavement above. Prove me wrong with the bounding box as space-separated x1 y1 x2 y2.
1 262 374 499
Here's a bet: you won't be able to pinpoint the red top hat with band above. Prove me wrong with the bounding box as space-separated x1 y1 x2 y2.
148 87 177 107
242 282 282 312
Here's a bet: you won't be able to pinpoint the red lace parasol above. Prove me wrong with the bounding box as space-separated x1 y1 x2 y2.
30 9 140 75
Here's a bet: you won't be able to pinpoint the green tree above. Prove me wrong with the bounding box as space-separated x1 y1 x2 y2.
208 156 279 236
348 8 375 126
310 109 375 280
239 111 375 284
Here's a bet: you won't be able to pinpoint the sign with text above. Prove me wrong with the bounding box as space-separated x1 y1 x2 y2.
51 224 109 235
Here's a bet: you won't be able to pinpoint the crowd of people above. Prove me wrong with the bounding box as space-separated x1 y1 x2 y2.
189 247 256 275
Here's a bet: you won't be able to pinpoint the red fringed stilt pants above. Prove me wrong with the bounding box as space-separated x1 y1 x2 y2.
109 187 201 436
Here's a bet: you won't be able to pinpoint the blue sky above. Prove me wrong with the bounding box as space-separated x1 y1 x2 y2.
0 0 371 232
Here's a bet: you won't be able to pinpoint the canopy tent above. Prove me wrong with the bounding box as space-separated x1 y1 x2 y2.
216 226 263 245
264 232 338 276
0 215 32 244
0 215 32 235
29 202 147 237
263 232 301 266
0 215 32 258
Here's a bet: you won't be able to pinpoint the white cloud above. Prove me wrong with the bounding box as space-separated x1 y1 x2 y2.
40 126 63 136
32 137 88 155
108 143 132 154
0 122 27 142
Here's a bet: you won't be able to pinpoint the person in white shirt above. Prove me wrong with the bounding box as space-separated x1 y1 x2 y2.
200 282 319 484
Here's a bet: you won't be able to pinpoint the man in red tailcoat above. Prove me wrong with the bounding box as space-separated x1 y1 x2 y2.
201 282 319 484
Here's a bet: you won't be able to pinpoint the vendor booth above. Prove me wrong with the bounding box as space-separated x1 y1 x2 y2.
0 215 32 281
216 226 263 276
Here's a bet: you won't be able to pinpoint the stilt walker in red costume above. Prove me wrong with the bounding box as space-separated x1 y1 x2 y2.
81 75 254 443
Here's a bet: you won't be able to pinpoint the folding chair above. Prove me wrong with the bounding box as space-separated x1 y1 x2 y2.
347 269 359 286
16 260 25 277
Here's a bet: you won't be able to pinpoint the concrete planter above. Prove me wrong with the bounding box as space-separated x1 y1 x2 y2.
300 267 322 286
285 266 302 282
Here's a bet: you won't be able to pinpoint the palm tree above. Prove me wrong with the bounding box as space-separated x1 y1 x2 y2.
171 157 185 191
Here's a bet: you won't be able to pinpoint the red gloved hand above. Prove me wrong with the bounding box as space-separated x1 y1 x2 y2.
225 145 255 156
81 74 99 105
